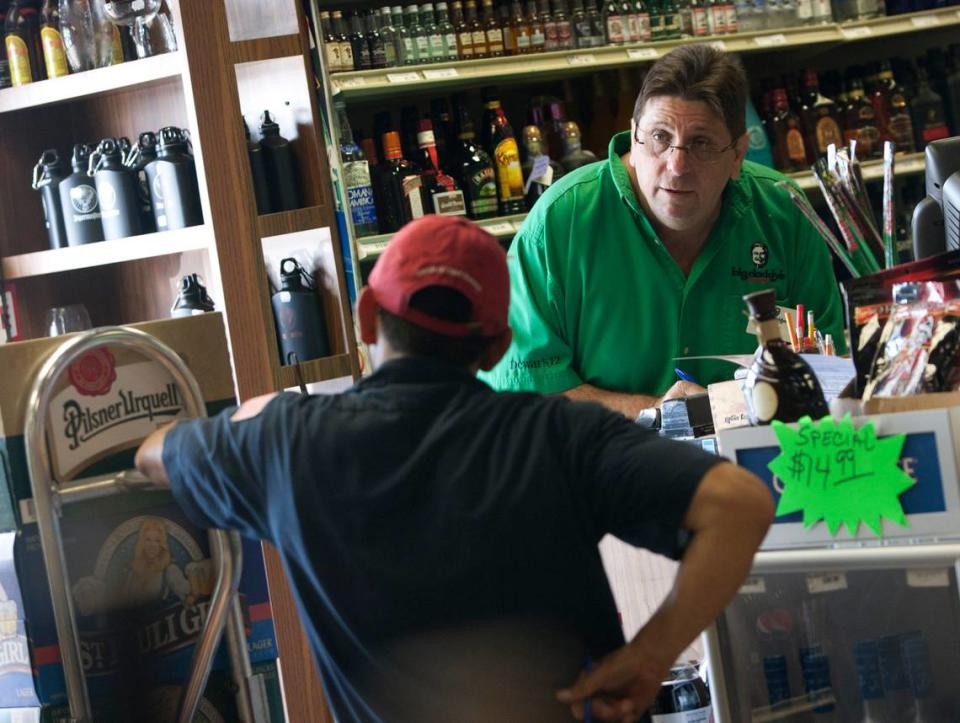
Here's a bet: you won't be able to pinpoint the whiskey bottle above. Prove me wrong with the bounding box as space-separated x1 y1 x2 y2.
843 77 881 159
742 289 828 425
452 94 500 219
373 131 425 232
800 69 843 160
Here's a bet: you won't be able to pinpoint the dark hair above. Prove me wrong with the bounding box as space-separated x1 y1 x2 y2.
633 45 747 140
377 286 497 367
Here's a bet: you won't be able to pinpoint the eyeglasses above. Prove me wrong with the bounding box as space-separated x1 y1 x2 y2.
634 129 736 165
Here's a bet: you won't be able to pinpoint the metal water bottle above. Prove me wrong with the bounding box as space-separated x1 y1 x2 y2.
127 131 158 233
244 116 272 214
32 148 69 249
91 137 142 240
259 111 302 212
58 142 104 246
145 126 203 230
171 273 216 318
271 258 330 365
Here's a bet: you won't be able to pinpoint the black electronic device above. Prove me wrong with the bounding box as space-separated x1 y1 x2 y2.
912 136 960 259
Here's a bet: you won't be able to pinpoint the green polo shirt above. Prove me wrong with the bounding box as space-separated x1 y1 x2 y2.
481 131 846 396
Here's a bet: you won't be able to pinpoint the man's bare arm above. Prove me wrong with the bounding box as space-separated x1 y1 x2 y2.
563 381 706 420
557 462 774 720
134 392 280 488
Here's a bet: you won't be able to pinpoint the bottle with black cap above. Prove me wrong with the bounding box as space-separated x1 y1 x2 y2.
271 258 330 365
58 143 104 246
32 149 68 250
171 273 216 318
145 126 203 230
127 131 158 234
259 111 302 212
90 137 142 240
243 115 272 214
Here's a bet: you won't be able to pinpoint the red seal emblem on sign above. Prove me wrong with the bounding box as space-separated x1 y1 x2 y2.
67 347 117 397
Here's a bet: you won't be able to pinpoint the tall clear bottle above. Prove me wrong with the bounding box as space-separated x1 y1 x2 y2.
336 99 379 237
392 5 415 65
742 288 828 425
451 0 474 58
347 10 372 70
570 0 592 45
540 0 558 49
466 0 488 56
364 9 388 69
435 1 459 59
526 0 545 51
405 4 430 63
319 11 341 73
587 0 606 45
378 7 399 67
421 3 444 62
482 0 504 55
329 10 354 72
603 0 626 44
553 0 574 47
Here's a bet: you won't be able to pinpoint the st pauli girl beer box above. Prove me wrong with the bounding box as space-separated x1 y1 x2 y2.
0 314 278 718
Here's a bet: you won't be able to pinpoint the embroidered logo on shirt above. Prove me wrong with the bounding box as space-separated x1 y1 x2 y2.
751 242 769 269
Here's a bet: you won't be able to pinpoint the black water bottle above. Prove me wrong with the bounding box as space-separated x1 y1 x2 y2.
128 131 158 234
171 273 216 318
146 126 203 230
58 143 104 246
91 138 143 240
244 116 273 214
271 258 329 365
32 149 68 250
259 111 302 212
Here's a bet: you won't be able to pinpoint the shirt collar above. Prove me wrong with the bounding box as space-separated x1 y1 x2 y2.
356 356 490 391
606 130 753 222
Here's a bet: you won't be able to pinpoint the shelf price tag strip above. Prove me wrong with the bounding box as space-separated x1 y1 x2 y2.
839 25 872 38
767 414 915 537
386 71 423 83
567 54 597 65
754 33 787 47
627 48 658 60
910 14 939 27
422 68 459 79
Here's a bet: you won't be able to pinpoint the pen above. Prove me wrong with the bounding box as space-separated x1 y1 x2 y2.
675 368 700 385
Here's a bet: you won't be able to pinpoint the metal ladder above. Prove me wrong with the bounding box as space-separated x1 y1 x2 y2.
24 326 269 723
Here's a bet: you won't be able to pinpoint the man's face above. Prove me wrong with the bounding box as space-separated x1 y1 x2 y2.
629 96 748 236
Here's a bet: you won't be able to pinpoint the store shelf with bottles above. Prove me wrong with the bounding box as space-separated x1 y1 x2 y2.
329 7 960 101
0 52 184 115
789 150 925 191
356 211 527 258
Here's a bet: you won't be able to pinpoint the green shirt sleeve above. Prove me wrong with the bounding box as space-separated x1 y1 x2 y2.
479 220 584 393
788 197 848 355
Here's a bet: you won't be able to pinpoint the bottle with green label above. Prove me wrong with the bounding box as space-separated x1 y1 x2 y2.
40 0 68 78
480 86 526 215
453 93 500 219
405 4 430 62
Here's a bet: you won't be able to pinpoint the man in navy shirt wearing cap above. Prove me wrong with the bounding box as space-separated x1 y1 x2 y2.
136 215 773 722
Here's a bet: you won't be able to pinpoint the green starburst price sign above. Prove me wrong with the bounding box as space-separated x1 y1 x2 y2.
768 414 916 537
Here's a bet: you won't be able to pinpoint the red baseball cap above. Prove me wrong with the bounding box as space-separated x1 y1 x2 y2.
367 215 510 338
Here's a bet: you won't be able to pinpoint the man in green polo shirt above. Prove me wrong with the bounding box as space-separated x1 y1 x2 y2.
481 45 845 418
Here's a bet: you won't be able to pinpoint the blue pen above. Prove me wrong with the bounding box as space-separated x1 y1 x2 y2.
675 367 700 385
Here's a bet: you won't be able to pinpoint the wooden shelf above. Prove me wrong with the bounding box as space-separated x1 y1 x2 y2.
357 212 528 259
1 225 211 279
279 353 354 388
0 52 183 115
230 34 303 64
331 8 960 100
258 206 327 238
789 151 926 191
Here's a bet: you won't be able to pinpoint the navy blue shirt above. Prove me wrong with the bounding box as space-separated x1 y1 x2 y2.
163 357 722 722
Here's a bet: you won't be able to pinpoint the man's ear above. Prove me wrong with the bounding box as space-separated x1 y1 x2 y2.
477 328 513 372
731 132 750 179
357 288 379 345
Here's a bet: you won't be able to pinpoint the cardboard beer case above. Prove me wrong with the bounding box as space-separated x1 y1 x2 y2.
0 315 279 710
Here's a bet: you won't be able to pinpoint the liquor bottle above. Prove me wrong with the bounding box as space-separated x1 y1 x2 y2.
417 118 467 215
527 0 546 51
874 61 916 152
466 0 488 56
623 0 640 41
435 1 459 60
812 0 832 22
392 5 417 65
0 4 9 90
453 94 500 219
335 99 379 237
570 0 592 45
421 3 444 62
912 65 951 149
373 130 425 231
400 105 422 163
430 97 458 173
39 0 68 79
723 0 738 33
364 9 387 70
604 0 625 44
331 10 354 72
521 125 564 207
482 0 504 55
405 3 430 63
770 88 808 171
5 0 42 86
507 0 530 54
480 87 526 214
374 111 394 163
553 0 575 47
545 99 567 161
633 0 652 39
540 0 558 49
662 0 681 38
348 10 372 70
742 289 828 425
646 665 712 721
586 0 606 45
560 121 597 171
706 0 727 34
452 0 473 58
271 258 330 365
378 7 399 68
796 0 814 24
926 49 960 136
689 0 708 35
649 0 665 39
800 69 843 160
319 11 342 73
843 77 881 159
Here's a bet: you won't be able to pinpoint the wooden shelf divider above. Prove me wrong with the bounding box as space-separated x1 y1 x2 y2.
257 205 328 238
279 353 354 389
0 52 184 115
230 34 303 64
1 225 211 280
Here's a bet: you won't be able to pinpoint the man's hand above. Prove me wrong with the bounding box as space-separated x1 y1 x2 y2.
658 380 706 406
556 640 669 721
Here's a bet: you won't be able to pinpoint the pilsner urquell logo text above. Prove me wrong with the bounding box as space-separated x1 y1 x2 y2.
61 384 183 450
